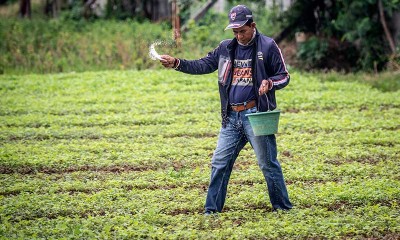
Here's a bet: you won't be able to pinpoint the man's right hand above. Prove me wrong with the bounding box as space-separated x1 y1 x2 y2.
160 55 176 68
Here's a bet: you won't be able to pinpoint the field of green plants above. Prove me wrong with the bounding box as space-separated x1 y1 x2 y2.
0 69 399 239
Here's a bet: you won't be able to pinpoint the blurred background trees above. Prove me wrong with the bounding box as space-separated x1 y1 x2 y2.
277 0 400 71
0 0 399 73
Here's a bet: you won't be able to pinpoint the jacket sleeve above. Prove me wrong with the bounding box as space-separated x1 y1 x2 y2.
175 45 220 75
266 40 290 90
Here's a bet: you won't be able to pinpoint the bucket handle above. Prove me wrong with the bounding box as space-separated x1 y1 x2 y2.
258 93 270 112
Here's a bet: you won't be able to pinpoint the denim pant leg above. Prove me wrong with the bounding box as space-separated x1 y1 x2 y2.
205 112 247 213
242 108 293 210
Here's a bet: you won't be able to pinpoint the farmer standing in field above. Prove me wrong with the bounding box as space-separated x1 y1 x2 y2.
160 5 292 214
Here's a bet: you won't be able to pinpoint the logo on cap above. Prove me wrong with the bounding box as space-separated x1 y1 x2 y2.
230 12 236 21
225 5 253 31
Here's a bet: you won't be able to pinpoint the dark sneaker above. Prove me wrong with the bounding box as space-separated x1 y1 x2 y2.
204 211 213 216
273 207 291 212
204 210 218 216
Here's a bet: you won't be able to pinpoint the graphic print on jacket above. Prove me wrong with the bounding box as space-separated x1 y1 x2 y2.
229 44 256 104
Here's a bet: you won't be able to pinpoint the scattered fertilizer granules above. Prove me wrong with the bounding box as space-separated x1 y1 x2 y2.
149 41 163 60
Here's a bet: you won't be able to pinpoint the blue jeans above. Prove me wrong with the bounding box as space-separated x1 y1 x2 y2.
205 107 292 212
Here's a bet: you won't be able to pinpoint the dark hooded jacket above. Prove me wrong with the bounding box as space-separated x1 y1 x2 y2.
175 30 290 127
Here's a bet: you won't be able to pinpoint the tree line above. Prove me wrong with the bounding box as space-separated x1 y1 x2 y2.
1 0 399 72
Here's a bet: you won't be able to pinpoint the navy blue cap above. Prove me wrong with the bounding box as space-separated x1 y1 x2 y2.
225 5 253 30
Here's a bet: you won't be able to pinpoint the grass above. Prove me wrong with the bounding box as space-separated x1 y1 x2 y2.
0 16 233 75
320 70 400 92
0 70 399 239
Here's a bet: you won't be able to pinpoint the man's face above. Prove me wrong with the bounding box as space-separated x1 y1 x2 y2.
232 23 255 45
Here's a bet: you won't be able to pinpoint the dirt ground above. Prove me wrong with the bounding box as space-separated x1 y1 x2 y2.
279 40 299 68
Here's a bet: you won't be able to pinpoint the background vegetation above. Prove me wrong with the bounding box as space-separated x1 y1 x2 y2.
1 0 399 74
0 0 281 75
283 0 400 71
0 19 173 74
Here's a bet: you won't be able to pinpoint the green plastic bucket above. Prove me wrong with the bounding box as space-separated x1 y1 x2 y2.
246 110 280 136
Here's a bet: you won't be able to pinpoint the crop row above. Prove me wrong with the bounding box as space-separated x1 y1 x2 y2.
2 206 398 239
1 127 397 171
1 72 399 115
2 175 399 219
0 162 400 196
1 182 398 238
0 106 398 132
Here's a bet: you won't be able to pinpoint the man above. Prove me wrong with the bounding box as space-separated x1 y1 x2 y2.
160 5 292 214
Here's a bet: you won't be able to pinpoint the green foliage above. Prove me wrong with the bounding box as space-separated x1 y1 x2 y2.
183 12 232 54
104 0 137 20
0 19 174 74
332 0 395 71
178 0 209 23
0 70 399 238
321 71 400 92
0 0 17 5
296 36 329 69
59 0 86 21
281 0 400 71
0 2 285 75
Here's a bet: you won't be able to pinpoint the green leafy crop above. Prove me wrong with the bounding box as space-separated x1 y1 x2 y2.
0 70 399 239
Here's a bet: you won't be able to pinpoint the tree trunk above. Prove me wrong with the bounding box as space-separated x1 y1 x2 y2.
44 0 62 18
172 0 181 47
378 0 396 54
19 0 31 18
392 11 400 47
181 0 218 32
83 0 97 18
53 0 61 18
143 0 171 21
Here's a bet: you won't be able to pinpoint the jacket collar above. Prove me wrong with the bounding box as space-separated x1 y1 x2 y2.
227 28 260 51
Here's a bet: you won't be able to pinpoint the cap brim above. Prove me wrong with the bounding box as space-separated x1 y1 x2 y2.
224 21 247 31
